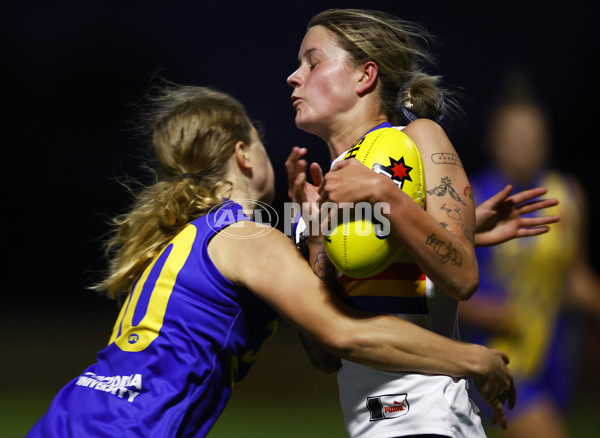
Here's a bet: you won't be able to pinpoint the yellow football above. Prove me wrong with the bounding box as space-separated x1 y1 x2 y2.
323 127 425 278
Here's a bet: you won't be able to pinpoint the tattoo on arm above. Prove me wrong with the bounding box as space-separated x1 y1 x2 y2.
312 249 336 284
460 224 475 245
298 234 340 294
299 333 342 373
297 236 342 374
427 177 467 206
303 237 344 298
441 203 462 220
431 153 463 167
464 186 474 202
440 220 474 245
426 233 463 266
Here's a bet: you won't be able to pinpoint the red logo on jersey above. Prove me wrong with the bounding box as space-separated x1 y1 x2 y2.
367 393 410 421
384 399 408 414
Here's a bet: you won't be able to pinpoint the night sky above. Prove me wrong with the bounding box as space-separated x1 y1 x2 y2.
4 0 599 313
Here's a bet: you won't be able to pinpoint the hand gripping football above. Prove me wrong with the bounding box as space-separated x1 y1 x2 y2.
323 128 425 278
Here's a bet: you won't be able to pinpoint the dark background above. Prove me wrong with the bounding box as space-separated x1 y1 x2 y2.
2 0 599 403
2 1 599 435
4 0 599 314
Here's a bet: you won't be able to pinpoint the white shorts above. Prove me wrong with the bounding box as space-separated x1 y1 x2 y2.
338 360 485 438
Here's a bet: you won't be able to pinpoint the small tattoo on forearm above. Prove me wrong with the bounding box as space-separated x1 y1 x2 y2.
313 251 334 279
460 224 475 245
311 249 339 292
427 177 467 205
441 203 462 220
426 233 463 266
300 334 341 373
464 186 474 202
431 153 463 167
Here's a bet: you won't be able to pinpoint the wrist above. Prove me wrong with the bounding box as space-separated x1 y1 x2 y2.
462 343 489 381
307 235 324 245
377 177 409 214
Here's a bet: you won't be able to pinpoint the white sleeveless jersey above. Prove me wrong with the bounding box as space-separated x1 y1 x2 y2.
295 125 485 437
336 279 483 438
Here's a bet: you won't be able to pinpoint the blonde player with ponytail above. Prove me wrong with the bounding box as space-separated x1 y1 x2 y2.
27 84 516 437
286 9 522 437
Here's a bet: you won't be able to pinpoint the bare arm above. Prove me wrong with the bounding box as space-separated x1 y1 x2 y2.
209 221 515 426
319 120 479 300
298 234 343 373
404 120 478 300
286 146 342 373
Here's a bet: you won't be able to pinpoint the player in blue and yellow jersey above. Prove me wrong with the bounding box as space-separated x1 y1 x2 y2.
460 73 600 438
27 84 518 437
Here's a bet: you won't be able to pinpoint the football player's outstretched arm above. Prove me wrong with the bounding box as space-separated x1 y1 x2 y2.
208 221 515 427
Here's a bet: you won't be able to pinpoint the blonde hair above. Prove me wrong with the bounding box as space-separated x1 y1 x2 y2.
309 9 459 125
95 84 253 299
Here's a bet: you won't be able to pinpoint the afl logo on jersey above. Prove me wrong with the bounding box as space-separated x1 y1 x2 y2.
367 394 409 421
128 333 140 344
207 199 279 239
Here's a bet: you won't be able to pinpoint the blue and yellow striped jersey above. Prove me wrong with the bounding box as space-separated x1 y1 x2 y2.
27 201 278 437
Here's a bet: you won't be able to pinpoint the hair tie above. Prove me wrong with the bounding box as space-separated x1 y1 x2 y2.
178 172 202 182
395 83 447 125
395 83 418 124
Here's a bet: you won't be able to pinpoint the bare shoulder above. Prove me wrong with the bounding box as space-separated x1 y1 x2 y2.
401 119 466 175
208 220 299 284
402 119 456 156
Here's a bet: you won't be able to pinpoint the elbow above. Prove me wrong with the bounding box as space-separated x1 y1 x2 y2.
455 272 479 301
321 331 354 359
318 329 363 361
450 254 480 301
440 263 478 301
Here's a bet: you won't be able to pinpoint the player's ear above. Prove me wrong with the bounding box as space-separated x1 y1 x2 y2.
234 141 253 171
356 61 378 95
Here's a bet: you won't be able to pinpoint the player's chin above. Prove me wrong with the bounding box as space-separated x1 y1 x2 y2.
293 112 306 128
294 115 322 137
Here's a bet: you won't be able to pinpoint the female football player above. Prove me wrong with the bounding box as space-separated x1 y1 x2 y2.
26 84 515 438
284 8 554 437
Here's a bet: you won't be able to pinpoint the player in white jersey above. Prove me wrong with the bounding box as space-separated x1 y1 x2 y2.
285 9 553 437
336 129 481 437
292 128 556 437
294 123 480 437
